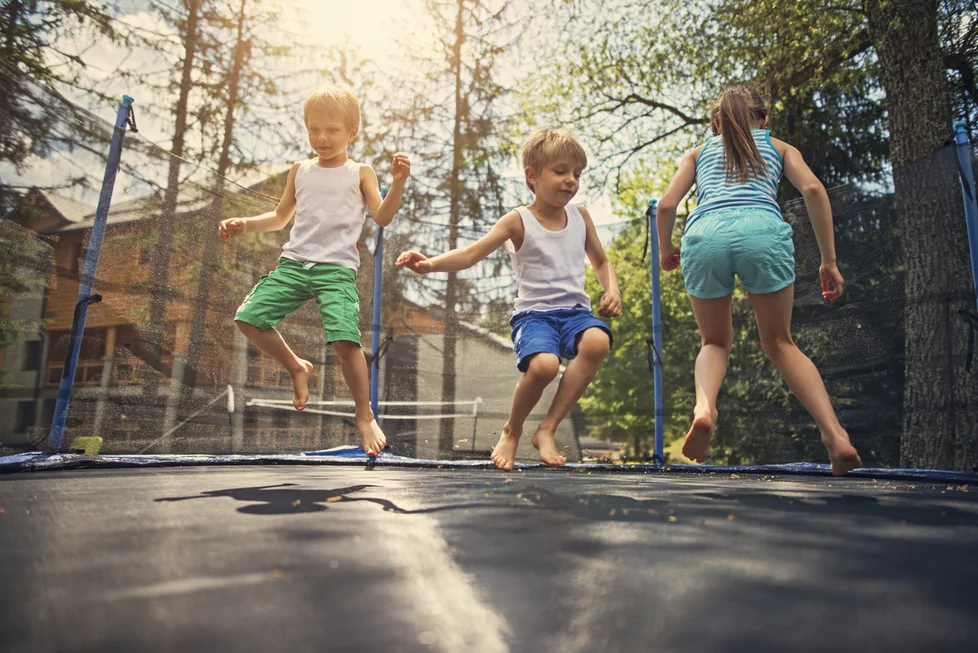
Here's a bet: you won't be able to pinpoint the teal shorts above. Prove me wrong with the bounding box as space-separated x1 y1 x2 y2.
235 258 361 345
680 207 795 299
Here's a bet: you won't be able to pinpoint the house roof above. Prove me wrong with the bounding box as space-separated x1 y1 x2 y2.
41 164 290 234
393 298 514 353
458 320 514 352
33 189 96 224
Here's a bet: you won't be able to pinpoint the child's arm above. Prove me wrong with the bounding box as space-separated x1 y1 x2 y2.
579 206 621 318
396 210 522 274
775 139 844 301
656 148 699 271
362 153 411 227
218 162 299 242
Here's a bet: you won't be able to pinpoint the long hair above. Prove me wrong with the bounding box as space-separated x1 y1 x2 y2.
710 85 770 183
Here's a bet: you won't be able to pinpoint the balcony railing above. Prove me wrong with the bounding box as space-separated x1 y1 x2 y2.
46 359 103 387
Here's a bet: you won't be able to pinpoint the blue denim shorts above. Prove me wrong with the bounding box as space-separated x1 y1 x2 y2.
681 207 795 299
509 305 613 372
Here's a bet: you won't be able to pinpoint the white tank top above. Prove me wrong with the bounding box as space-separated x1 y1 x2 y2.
506 204 591 314
282 159 366 269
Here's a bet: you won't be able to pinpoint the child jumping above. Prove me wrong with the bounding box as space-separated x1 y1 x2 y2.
218 83 410 456
657 84 861 475
396 129 621 470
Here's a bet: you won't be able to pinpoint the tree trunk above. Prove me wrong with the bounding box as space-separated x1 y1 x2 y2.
0 0 23 147
438 0 465 455
142 0 201 413
180 0 248 407
867 0 978 471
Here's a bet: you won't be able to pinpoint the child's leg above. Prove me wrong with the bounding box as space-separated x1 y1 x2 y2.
683 294 733 462
332 340 386 456
236 320 313 411
492 353 561 471
748 285 861 475
532 328 610 466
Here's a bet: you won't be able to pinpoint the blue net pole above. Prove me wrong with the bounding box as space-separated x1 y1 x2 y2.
953 120 978 313
48 95 135 450
647 199 665 462
369 186 389 419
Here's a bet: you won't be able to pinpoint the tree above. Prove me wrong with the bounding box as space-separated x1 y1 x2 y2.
0 203 50 396
535 0 977 470
527 0 889 192
390 0 517 454
141 0 205 407
180 0 278 402
866 0 977 471
940 0 978 133
0 0 115 413
0 0 115 169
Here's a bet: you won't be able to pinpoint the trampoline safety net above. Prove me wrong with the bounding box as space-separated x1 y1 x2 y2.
1 62 977 473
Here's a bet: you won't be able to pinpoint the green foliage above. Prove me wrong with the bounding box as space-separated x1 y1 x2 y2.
528 0 889 191
0 197 51 394
0 1 112 394
0 0 116 169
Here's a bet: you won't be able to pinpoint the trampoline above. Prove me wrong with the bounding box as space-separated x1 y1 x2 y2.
3 33 978 653
2 458 978 652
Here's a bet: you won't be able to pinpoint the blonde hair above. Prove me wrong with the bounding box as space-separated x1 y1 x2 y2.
520 129 588 192
303 83 360 130
710 85 770 183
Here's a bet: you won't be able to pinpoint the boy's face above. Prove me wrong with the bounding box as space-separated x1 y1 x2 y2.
526 156 583 206
305 112 358 161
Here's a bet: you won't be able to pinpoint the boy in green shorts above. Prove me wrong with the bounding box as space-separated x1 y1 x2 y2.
219 84 410 455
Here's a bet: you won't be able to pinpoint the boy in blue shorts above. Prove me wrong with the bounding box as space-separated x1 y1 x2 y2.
396 129 620 470
219 84 411 455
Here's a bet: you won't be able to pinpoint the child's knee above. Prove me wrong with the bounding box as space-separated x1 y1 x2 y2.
525 353 560 382
331 339 360 355
578 328 611 360
759 334 795 361
700 331 731 351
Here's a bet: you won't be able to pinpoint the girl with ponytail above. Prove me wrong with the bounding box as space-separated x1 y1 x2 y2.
655 84 861 475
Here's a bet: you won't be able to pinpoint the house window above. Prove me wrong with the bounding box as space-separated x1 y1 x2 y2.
70 243 85 276
40 399 56 426
15 402 35 433
22 341 41 371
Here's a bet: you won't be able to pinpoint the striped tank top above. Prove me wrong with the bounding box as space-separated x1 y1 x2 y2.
687 128 784 229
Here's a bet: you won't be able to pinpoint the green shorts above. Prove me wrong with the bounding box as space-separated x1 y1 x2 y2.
680 207 795 299
235 258 361 345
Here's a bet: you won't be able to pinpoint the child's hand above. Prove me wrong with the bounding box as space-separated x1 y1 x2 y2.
660 245 681 271
391 152 411 184
395 250 432 274
218 218 246 243
820 263 844 302
598 291 622 318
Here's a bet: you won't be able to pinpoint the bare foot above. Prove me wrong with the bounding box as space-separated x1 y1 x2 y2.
681 408 716 463
290 359 314 411
491 427 521 471
824 432 862 476
357 418 387 456
531 427 567 466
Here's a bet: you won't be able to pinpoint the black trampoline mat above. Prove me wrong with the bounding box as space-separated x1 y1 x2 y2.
1 466 977 653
